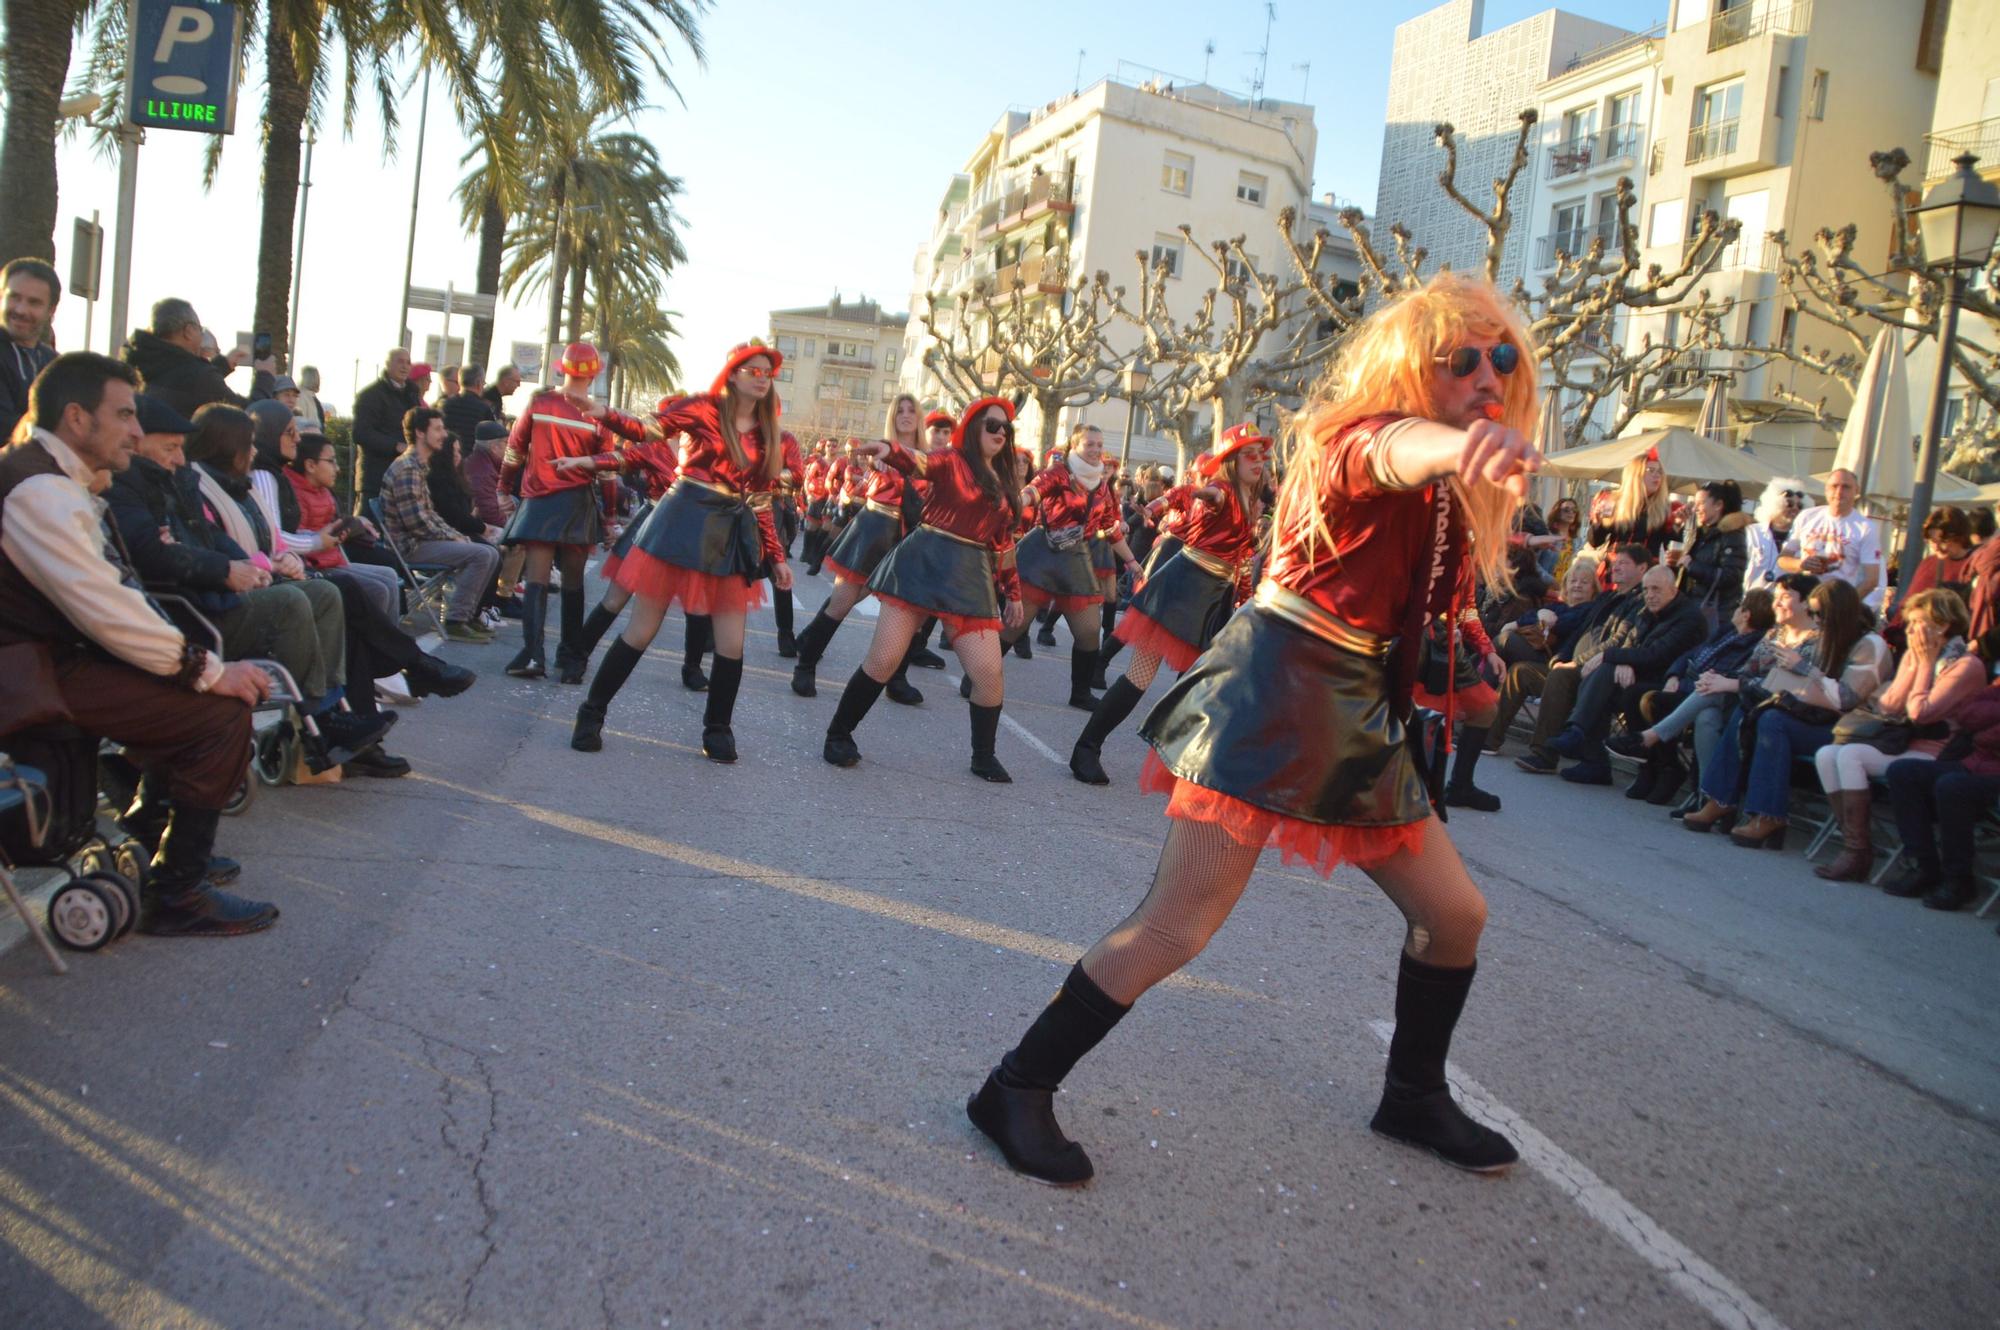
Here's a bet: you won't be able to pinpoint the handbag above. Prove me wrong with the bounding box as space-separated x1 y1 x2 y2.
1045 524 1087 553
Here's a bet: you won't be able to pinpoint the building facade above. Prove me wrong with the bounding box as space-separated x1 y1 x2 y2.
767 296 910 443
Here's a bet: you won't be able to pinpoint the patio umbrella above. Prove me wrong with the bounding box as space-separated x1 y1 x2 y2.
1830 328 1921 504
1692 374 1731 442
1539 426 1793 492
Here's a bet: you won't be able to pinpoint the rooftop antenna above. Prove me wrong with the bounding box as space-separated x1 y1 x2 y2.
1250 3 1275 105
1292 60 1311 101
1202 39 1216 83
1074 47 1086 94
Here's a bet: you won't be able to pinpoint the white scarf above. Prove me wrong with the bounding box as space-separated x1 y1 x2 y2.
194 465 265 556
1065 450 1104 490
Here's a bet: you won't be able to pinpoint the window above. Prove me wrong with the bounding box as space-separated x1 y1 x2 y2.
816 380 840 401
775 334 798 357
1553 201 1587 251
1606 90 1641 157
1779 306 1797 351
1161 151 1192 195
1688 80 1743 163
1647 197 1686 248
885 349 898 373
1560 105 1597 150
804 338 816 357
1236 171 1266 206
778 366 794 383
880 380 895 402
847 375 869 400
1150 233 1184 278
1225 251 1260 283
1807 70 1828 120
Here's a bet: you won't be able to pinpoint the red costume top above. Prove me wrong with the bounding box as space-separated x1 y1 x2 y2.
804 455 833 501
1178 483 1263 602
502 390 646 499
887 448 1022 603
1025 465 1121 537
858 453 909 509
613 394 794 565
835 456 868 506
619 433 681 501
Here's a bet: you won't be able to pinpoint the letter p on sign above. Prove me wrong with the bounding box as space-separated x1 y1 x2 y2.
152 5 214 95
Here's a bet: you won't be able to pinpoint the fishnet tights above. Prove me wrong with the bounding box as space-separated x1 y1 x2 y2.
862 603 1006 705
1006 603 1101 655
1124 647 1164 692
1078 813 1490 1007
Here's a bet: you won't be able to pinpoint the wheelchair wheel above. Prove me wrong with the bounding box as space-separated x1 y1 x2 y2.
222 775 255 817
76 843 112 878
48 876 119 951
112 839 149 888
252 721 296 787
82 870 138 938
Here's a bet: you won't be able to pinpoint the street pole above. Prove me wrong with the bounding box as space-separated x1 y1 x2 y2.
288 128 315 366
1121 394 1139 465
83 209 99 351
106 125 141 355
1899 271 1965 601
395 66 432 350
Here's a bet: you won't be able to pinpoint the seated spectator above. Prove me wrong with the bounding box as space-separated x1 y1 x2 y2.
1685 577 1892 848
1514 545 1650 774
121 297 275 417
1671 480 1750 632
463 419 524 617
1487 555 1601 742
1608 586 1776 808
1814 588 1986 882
1881 675 2000 911
379 406 501 642
1742 477 1806 591
1 352 277 935
283 428 402 616
442 363 498 444
1546 561 1709 785
429 431 501 543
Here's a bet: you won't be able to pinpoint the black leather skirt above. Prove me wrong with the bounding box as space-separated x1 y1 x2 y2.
628 480 762 580
867 526 1000 631
1015 526 1099 599
1142 535 1185 579
1141 605 1430 829
501 485 602 548
1125 551 1235 656
823 506 902 582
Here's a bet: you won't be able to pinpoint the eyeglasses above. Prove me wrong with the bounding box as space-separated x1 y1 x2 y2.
736 365 776 380
981 418 1013 437
1781 490 1805 500
1434 343 1520 378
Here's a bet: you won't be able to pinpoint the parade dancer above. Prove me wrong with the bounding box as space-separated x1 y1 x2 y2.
565 408 681 683
1099 452 1208 678
997 424 1141 710
498 342 648 683
821 398 1026 781
1069 425 1267 786
569 342 795 760
790 394 928 703
802 441 834 575
904 410 958 671
769 431 807 658
968 274 1537 1186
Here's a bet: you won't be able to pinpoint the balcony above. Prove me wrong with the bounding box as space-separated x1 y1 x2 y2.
984 253 1068 303
1685 117 1740 166
1546 139 1595 180
1682 231 1780 272
975 172 1077 239
1546 125 1645 181
823 353 876 371
1536 221 1617 268
1707 0 1811 52
1924 118 2000 183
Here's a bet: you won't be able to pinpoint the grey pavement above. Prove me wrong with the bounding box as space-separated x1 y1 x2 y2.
3 574 1998 1329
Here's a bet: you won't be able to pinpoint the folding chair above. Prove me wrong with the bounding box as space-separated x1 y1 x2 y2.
363 497 455 636
0 754 70 974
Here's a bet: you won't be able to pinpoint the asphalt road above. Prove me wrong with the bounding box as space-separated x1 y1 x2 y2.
3 574 1998 1329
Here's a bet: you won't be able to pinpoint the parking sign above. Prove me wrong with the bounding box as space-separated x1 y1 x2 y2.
124 0 244 134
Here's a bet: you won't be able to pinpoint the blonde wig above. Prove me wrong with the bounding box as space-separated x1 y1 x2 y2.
1610 453 1671 535
1277 271 1539 592
882 392 922 448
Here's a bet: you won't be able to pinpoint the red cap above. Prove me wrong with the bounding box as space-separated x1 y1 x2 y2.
1211 422 1270 468
561 342 603 379
1189 450 1216 481
953 396 1016 447
711 341 783 395
923 410 955 431
409 362 433 381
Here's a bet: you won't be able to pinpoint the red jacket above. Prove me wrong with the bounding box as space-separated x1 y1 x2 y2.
886 447 1021 603
285 469 348 571
501 390 647 500
634 394 793 565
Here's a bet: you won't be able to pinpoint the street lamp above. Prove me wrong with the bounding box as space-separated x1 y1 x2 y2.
1119 358 1151 464
1899 152 2000 599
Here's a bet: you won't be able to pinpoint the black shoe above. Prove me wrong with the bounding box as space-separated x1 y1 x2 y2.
971 752 1013 783
909 647 948 670
204 855 242 886
1444 783 1501 812
1070 744 1109 786
1037 625 1058 647
1882 861 1941 899
343 745 411 779
571 701 606 752
139 885 280 937
967 1070 1092 1186
307 711 397 773
505 650 546 679
1370 1085 1518 1173
554 645 587 686
1623 767 1658 801
791 662 818 698
1560 760 1613 786
701 726 737 763
1549 725 1589 760
681 663 709 692
1514 752 1557 775
777 629 798 659
410 655 476 698
1012 636 1033 660
886 675 923 706
1605 732 1648 758
1923 877 1978 912
1090 659 1109 690
1645 758 1686 806
823 733 861 767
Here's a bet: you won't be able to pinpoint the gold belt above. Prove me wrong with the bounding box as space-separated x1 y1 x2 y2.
1253 582 1394 659
919 522 985 549
1179 545 1246 581
677 476 772 512
864 499 902 520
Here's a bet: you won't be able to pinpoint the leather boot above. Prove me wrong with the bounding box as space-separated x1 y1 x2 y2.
119 772 241 886
682 614 711 691
552 585 588 683
823 668 886 767
1067 646 1100 711
138 808 279 937
885 652 924 705
1069 676 1144 785
968 964 1129 1186
1681 798 1736 833
1623 754 1658 801
1728 813 1788 850
1815 790 1875 881
571 601 620 665
1444 724 1500 812
573 638 644 752
773 587 797 657
505 583 549 678
702 655 744 762
790 608 841 698
1092 605 1117 688
1644 749 1686 806
1369 954 1518 1172
1011 630 1033 660
969 703 1012 782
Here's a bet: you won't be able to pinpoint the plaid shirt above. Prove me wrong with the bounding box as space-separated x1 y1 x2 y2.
381 450 464 552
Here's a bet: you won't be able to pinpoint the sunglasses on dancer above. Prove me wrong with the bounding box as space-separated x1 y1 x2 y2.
1434 343 1521 378
982 418 1014 438
735 364 777 380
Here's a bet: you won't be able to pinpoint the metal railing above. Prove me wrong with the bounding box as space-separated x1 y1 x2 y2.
1707 0 1812 52
1547 139 1595 180
1924 118 2000 182
1537 221 1617 267
1686 116 1740 165
1548 125 1644 179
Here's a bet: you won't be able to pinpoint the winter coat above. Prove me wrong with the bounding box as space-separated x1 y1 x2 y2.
2 340 56 439
1679 511 1752 619
1599 592 1710 682
463 439 510 527
352 376 419 499
1666 626 1763 691
121 330 272 419
428 449 486 538
1562 587 1645 666
441 390 497 447
1946 680 2000 777
104 455 251 614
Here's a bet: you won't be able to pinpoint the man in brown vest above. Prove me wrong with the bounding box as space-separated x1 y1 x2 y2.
0 352 280 935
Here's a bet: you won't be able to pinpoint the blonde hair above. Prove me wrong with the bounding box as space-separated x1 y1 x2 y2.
1277 272 1538 592
882 392 921 447
1611 453 1670 535
719 356 784 485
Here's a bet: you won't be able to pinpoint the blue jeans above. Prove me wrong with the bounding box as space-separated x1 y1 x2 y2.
1650 689 1724 742
1700 706 1833 817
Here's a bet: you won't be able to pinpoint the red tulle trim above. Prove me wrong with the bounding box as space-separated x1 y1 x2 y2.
599 552 626 583
1413 680 1498 713
1021 586 1101 614
872 590 999 638
1137 751 1426 877
824 556 871 587
1113 607 1201 673
611 548 766 616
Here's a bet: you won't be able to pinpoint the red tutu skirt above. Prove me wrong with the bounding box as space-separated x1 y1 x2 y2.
1113 605 1201 673
874 590 998 638
612 547 767 616
1139 751 1426 875
599 551 626 583
1412 679 1498 714
824 555 872 587
1021 584 1102 615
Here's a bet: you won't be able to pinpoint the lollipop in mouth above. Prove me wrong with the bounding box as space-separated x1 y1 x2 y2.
1480 401 1505 422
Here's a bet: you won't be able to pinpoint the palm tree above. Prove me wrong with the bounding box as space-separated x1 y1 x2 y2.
0 0 92 266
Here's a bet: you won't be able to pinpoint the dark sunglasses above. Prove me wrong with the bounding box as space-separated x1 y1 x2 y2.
1781 489 1806 501
1435 343 1521 378
981 417 1013 437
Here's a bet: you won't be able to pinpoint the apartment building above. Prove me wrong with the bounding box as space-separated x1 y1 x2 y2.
1916 0 1998 441
898 75 1327 462
767 296 910 443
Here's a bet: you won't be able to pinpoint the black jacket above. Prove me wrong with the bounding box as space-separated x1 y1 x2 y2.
1680 512 1752 618
1 340 56 439
1600 593 1709 679
441 389 496 446
1667 626 1763 691
104 455 251 615
1562 587 1643 665
352 376 419 499
121 330 273 419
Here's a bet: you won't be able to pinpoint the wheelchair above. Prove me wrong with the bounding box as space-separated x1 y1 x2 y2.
0 734 148 966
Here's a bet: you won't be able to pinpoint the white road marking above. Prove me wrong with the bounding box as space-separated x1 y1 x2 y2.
948 674 1066 766
1368 1021 1794 1330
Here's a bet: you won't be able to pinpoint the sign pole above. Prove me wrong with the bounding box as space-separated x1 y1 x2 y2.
81 210 100 351
288 127 314 367
395 65 432 350
106 126 141 355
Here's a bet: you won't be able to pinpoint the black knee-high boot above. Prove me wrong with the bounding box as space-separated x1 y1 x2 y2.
1369 955 1518 1172
790 607 842 697
682 615 711 691
572 638 646 751
1036 602 1059 646
1093 604 1118 687
823 668 886 766
1067 643 1100 711
1068 676 1144 786
702 655 744 762
572 601 620 664
886 644 923 706
968 963 1130 1185
773 585 797 657
804 529 826 575
506 583 550 678
969 702 1011 782
1444 725 1500 812
554 586 588 684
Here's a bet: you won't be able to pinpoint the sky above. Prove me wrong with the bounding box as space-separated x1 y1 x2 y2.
45 0 1664 411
